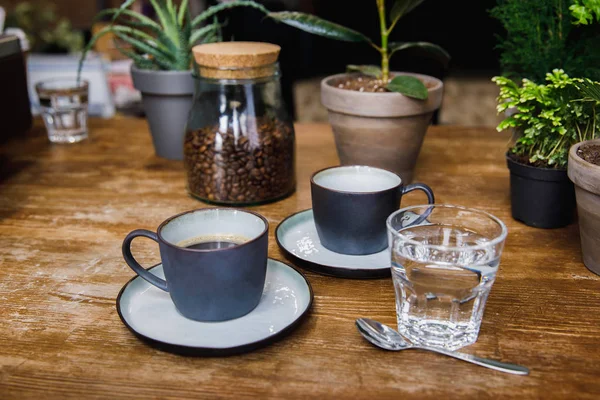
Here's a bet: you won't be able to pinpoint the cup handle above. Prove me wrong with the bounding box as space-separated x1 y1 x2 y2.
122 229 168 292
401 182 435 204
400 183 435 228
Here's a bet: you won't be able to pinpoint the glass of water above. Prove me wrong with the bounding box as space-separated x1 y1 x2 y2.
35 79 89 143
387 204 507 350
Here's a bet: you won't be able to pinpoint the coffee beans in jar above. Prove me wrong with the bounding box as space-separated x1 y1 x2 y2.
184 117 295 205
187 42 296 205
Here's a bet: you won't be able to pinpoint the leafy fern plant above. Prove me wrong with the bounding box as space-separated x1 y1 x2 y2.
78 0 268 74
265 0 449 99
494 70 600 168
570 0 600 24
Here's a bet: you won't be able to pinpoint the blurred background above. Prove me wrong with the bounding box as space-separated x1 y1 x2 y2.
0 0 503 126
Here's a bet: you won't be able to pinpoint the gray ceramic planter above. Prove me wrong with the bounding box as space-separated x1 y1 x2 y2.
568 139 600 275
321 72 443 183
131 66 194 160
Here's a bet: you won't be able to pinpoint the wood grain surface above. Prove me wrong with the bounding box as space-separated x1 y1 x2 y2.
1 119 599 399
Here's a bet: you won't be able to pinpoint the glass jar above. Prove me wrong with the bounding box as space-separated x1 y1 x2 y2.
184 42 296 205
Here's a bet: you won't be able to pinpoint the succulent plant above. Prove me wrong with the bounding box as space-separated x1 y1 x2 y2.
78 0 268 75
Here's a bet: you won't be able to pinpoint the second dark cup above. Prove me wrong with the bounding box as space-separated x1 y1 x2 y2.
311 165 435 255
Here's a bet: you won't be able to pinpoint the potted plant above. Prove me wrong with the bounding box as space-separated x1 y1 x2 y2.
494 70 600 228
263 0 449 183
80 0 268 160
568 79 600 275
5 1 84 54
490 0 600 84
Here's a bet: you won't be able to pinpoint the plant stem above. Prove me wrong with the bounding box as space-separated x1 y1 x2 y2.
376 0 389 82
592 107 597 140
557 0 563 41
548 134 565 158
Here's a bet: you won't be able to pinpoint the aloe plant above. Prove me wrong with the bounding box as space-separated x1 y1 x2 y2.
78 0 268 76
266 0 449 99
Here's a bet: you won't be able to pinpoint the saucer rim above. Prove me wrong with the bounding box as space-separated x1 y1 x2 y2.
116 258 314 357
275 209 391 279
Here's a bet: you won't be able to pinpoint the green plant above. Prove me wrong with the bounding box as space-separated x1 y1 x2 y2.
570 0 600 24
494 69 600 168
79 0 268 73
5 2 83 53
264 0 449 99
490 0 600 83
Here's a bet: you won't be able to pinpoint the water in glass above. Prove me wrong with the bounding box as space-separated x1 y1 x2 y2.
36 79 89 143
388 206 506 350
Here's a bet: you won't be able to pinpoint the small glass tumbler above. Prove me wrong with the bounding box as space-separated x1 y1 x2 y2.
387 205 508 350
35 79 89 143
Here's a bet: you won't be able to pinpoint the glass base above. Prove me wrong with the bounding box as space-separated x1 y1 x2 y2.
47 129 88 144
397 316 480 351
41 107 89 144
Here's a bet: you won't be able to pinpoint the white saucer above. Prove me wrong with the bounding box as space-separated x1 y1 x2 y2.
276 209 390 278
116 258 313 356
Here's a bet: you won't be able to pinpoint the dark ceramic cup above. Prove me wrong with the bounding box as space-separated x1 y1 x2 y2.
311 165 435 255
122 208 269 322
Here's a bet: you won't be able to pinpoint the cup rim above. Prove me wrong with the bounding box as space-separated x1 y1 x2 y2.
386 204 508 252
310 165 402 194
35 78 89 91
156 208 269 253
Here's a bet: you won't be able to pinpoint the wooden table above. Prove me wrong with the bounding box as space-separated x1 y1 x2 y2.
1 119 599 399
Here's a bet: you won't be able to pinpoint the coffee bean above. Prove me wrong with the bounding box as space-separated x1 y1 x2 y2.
184 117 295 204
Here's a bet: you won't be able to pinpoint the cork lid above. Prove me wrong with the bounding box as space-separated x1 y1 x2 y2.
192 41 281 79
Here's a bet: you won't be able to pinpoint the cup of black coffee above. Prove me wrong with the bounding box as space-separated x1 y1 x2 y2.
310 165 435 255
121 208 268 321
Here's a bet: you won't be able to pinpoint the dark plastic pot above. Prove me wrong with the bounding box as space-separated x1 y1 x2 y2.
506 155 575 228
131 66 194 160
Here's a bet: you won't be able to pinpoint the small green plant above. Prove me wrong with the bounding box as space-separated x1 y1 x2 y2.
490 0 600 83
570 0 600 24
265 0 449 99
6 2 84 53
494 69 600 168
79 0 268 74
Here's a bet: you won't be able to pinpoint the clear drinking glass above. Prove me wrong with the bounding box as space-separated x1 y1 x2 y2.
387 204 508 350
35 79 89 143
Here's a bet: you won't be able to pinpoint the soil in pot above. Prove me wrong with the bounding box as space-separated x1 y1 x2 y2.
577 144 600 165
506 153 575 229
330 75 436 93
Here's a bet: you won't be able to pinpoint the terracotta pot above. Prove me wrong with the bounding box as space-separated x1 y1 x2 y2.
568 139 600 275
320 72 443 183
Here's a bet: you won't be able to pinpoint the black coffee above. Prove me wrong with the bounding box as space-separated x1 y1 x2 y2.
184 240 239 250
176 234 247 250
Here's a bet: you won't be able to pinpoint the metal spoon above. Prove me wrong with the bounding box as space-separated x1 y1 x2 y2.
356 318 529 375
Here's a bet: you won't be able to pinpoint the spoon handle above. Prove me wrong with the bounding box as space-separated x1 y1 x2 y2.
418 346 529 375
